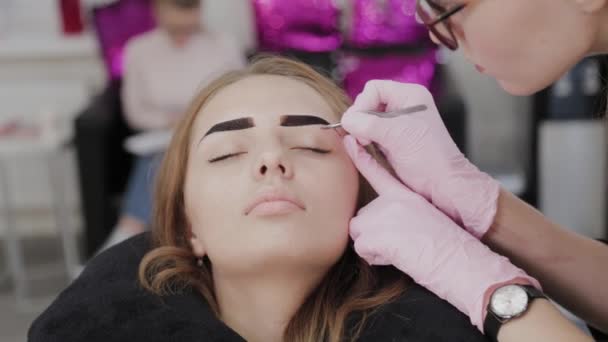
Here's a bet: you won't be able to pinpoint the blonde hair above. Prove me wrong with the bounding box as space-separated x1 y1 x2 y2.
138 56 409 342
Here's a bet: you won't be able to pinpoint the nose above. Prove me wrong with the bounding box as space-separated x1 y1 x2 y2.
253 151 294 181
429 32 441 45
452 24 465 43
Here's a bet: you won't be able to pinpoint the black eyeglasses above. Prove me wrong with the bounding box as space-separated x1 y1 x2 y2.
416 0 467 50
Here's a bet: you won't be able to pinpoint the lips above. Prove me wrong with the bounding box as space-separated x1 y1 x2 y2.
244 189 305 216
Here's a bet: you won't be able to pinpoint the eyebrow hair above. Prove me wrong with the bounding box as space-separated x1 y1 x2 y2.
280 115 330 127
198 114 331 146
203 117 254 138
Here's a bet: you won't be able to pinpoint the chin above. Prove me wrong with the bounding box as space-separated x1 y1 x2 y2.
498 79 545 96
254 235 347 260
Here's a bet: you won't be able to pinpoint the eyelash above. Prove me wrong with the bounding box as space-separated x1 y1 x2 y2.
207 148 331 163
295 147 331 154
208 152 245 163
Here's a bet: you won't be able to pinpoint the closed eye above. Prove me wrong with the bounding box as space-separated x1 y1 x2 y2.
209 148 329 163
293 147 331 154
208 152 246 163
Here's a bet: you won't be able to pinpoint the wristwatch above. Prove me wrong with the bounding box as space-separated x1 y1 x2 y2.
484 284 546 342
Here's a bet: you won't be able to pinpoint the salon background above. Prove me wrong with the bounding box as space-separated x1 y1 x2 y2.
0 1 606 341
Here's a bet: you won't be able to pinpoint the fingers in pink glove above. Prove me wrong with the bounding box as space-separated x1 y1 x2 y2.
342 81 435 147
341 80 500 239
351 80 432 113
343 135 404 197
344 135 540 332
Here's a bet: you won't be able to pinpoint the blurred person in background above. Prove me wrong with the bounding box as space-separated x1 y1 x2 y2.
101 0 246 250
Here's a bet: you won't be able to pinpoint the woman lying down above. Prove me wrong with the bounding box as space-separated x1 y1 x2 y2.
29 56 578 342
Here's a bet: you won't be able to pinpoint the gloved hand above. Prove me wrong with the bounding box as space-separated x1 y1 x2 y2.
341 80 500 238
344 135 539 331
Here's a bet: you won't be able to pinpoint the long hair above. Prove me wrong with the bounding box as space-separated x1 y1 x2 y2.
138 56 409 342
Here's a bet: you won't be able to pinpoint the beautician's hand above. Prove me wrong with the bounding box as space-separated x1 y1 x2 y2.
341 80 500 238
344 136 539 331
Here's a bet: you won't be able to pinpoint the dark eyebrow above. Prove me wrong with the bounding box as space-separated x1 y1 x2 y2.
280 115 330 127
202 117 254 139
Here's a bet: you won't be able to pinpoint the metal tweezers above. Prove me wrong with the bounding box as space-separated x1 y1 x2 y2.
321 104 428 130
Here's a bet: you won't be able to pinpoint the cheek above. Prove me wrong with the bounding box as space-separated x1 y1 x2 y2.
184 165 243 245
292 157 358 266
462 3 529 72
461 0 591 94
300 152 360 238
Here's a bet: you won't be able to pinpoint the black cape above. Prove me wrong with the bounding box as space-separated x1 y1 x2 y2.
29 233 488 342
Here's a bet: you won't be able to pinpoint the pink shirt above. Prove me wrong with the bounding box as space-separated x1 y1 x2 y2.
122 29 246 131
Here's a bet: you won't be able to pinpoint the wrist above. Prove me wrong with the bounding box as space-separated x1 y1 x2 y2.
483 283 547 341
481 277 538 324
448 248 541 332
404 230 539 331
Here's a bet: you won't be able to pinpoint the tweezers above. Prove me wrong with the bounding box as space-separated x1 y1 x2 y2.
321 104 428 130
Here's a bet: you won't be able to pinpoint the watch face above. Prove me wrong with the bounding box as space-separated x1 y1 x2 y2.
490 285 528 318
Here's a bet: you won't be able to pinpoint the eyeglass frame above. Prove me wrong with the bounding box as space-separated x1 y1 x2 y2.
416 0 467 50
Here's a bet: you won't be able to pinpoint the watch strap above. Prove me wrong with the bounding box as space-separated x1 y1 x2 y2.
483 285 546 342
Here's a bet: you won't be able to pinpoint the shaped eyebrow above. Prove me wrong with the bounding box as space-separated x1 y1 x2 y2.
198 114 333 147
202 117 254 139
280 115 330 127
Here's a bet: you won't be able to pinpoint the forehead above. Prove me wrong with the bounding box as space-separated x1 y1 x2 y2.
193 75 336 131
157 3 200 18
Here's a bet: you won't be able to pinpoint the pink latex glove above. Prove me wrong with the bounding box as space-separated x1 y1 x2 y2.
341 80 500 238
344 135 540 331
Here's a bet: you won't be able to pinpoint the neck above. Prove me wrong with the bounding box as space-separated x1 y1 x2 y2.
591 6 608 54
213 268 326 342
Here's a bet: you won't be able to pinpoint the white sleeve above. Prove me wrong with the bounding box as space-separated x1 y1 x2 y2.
219 34 248 69
121 41 172 131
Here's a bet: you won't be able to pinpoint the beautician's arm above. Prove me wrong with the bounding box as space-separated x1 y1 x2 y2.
345 136 593 341
340 80 608 333
485 189 608 333
498 299 593 341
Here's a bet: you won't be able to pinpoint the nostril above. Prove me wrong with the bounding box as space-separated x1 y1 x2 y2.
279 165 285 173
260 165 267 174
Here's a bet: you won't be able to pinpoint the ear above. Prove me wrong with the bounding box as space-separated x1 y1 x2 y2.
573 0 607 13
189 234 206 257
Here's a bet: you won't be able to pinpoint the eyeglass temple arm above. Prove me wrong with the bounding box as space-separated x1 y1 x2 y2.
429 3 466 26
